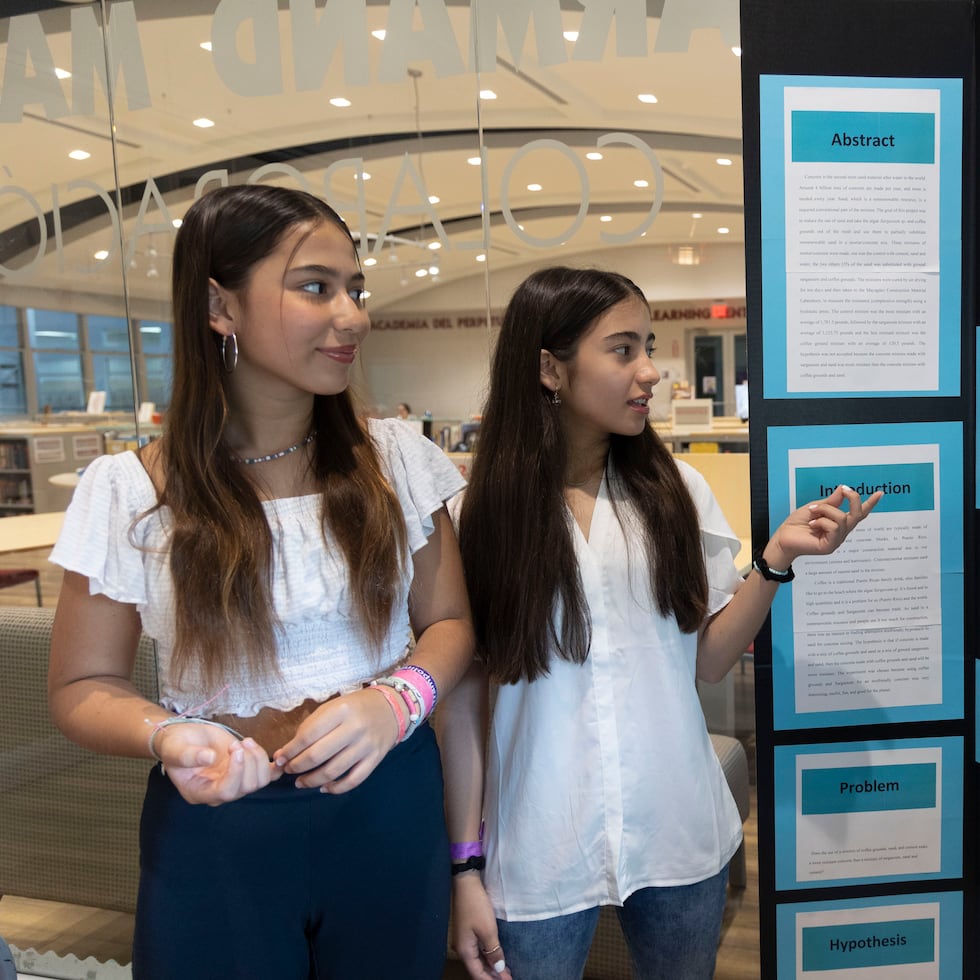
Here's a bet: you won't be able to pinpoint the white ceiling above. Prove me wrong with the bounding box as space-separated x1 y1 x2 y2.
0 0 744 312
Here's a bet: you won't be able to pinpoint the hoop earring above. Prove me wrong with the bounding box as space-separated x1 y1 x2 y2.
552 386 561 406
222 333 238 373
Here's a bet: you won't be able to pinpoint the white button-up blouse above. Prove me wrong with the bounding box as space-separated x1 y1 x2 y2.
483 460 744 921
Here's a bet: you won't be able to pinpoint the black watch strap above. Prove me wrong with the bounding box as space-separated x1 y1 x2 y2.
752 555 795 583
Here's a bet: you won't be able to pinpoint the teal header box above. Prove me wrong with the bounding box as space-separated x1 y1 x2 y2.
802 918 935 971
791 110 935 163
802 763 936 814
794 463 934 513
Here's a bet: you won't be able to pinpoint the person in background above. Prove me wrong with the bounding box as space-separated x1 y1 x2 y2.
437 266 881 980
48 184 474 979
397 401 413 419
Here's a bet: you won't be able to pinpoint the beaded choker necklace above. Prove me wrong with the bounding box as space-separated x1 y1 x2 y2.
235 431 315 465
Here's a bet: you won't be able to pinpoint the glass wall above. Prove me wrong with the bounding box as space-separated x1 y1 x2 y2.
0 1 746 975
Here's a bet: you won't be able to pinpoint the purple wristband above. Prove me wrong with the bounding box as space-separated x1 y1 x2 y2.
450 840 483 861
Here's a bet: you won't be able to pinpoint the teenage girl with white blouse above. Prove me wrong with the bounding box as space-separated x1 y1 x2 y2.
438 266 880 980
48 185 474 979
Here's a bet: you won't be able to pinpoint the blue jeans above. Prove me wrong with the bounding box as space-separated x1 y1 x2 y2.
496 865 729 980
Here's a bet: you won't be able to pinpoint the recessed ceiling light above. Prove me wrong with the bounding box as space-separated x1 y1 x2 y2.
54 67 71 79
428 265 439 275
731 46 742 57
428 195 440 204
361 290 372 300
586 152 603 161
363 257 377 267
633 179 649 188
476 254 486 262
718 227 730 234
716 158 733 166
93 249 109 261
371 29 386 41
527 183 542 192
172 219 182 228
330 97 351 108
600 215 612 223
692 212 703 219
467 156 482 166
637 93 658 104
428 242 442 250
354 171 371 181
563 31 579 42
479 90 497 100
68 149 90 160
193 118 215 128
200 41 212 52
415 268 428 278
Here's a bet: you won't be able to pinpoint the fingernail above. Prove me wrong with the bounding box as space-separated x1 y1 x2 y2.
494 960 506 974
274 756 287 767
840 484 853 492
809 504 818 510
242 737 256 748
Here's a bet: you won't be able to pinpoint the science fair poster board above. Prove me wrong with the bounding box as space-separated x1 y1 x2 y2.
775 891 962 978
774 737 963 891
758 75 962 399
766 422 963 731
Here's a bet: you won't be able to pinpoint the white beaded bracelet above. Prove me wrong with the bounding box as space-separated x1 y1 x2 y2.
373 676 428 741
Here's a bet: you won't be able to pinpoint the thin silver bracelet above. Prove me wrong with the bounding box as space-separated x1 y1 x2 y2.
146 716 245 765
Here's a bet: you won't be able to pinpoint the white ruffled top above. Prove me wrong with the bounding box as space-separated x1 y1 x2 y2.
50 418 466 717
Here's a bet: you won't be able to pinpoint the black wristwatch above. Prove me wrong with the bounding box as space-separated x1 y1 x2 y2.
752 555 795 583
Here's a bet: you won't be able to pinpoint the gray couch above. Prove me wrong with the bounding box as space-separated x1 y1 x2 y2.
0 605 157 914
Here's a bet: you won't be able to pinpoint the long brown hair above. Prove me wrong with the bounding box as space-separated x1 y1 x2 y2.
157 184 406 688
459 266 708 684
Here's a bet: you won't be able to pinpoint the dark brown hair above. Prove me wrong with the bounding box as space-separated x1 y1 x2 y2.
458 266 708 684
157 183 406 688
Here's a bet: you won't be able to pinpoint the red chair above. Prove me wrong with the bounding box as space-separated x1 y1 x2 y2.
0 568 42 606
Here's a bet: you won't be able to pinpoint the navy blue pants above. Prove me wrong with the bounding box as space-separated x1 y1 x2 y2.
132 723 450 979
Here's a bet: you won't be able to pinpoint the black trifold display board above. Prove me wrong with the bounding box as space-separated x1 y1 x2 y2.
740 1 976 976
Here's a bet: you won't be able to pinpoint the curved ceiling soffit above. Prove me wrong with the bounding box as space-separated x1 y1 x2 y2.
0 126 743 267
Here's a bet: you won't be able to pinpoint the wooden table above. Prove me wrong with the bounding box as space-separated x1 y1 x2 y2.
0 511 65 554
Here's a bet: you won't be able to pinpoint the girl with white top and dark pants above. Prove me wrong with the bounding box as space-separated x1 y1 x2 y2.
437 267 880 980
48 185 474 979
